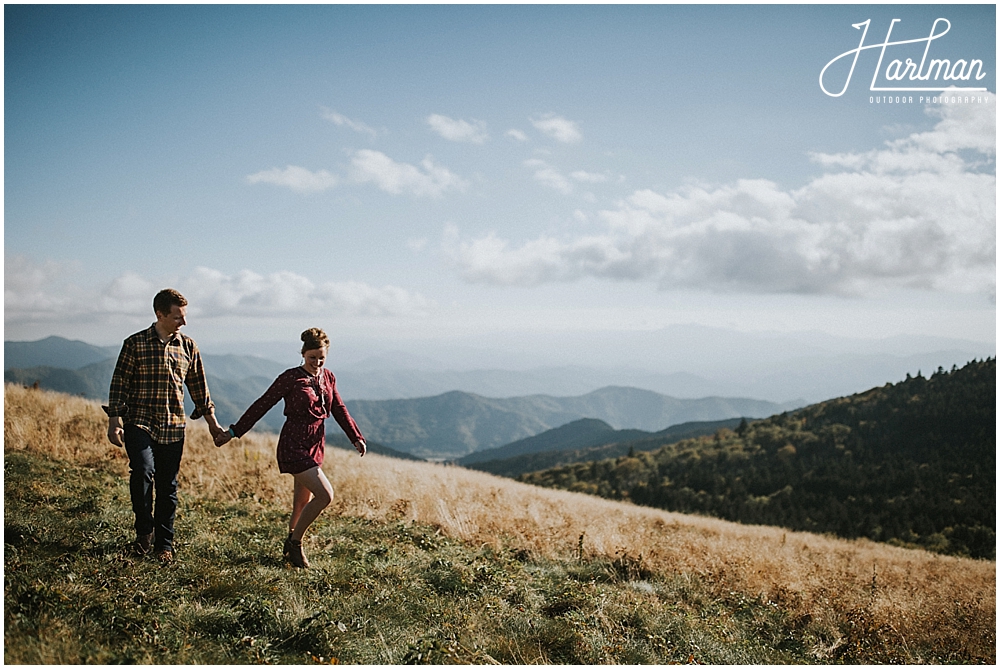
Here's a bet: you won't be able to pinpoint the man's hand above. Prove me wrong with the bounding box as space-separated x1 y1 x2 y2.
107 418 125 448
353 439 367 457
204 412 225 440
214 431 233 448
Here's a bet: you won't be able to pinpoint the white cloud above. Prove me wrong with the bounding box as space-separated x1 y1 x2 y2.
506 129 528 142
4 255 89 320
247 151 470 199
427 114 488 143
901 95 996 156
524 159 573 194
246 165 340 193
449 94 996 296
4 259 434 325
531 113 582 144
350 149 467 197
99 272 158 315
5 256 157 325
321 107 378 137
181 267 434 318
571 170 608 183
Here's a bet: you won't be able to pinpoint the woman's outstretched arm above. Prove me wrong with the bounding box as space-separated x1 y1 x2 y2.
216 370 293 446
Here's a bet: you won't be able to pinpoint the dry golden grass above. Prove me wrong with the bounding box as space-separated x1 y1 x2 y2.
5 383 995 661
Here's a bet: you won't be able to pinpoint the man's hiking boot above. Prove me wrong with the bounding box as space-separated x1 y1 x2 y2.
134 532 154 556
156 548 175 565
286 536 309 568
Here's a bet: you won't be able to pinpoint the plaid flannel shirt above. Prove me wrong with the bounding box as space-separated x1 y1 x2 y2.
103 324 215 443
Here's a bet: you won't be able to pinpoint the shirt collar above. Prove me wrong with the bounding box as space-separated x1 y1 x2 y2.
146 323 181 345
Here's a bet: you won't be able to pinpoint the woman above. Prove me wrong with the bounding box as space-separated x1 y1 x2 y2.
215 328 366 568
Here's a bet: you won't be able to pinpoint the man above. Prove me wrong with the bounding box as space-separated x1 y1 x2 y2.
104 288 225 563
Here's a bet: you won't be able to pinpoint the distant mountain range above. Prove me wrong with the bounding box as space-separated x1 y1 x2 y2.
5 336 119 370
324 325 995 403
331 352 996 405
343 387 794 459
4 336 796 460
334 366 730 402
2 338 422 462
2 338 750 404
4 341 289 431
8 328 995 405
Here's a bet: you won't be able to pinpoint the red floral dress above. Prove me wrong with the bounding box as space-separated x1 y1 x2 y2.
230 367 363 474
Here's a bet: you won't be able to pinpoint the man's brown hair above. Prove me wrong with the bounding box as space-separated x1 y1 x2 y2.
153 289 188 316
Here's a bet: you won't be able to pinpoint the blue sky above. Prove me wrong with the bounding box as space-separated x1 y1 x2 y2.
5 4 996 370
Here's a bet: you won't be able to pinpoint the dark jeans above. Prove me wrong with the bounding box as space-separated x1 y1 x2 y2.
124 425 184 552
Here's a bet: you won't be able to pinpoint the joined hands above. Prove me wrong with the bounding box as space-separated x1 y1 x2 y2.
211 429 364 455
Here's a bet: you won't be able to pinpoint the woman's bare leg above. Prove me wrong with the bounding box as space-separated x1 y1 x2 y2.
289 477 313 535
289 466 333 541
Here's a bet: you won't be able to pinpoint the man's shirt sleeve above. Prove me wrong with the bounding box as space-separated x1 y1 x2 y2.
184 339 215 419
103 340 136 418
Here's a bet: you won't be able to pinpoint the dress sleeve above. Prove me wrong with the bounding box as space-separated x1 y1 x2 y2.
327 371 364 443
231 371 292 438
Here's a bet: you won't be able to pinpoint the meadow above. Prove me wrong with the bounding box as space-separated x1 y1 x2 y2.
4 383 995 664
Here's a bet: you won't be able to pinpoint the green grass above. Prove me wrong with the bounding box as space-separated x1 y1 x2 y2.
0 448 942 664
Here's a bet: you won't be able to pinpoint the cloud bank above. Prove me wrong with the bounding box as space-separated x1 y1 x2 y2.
181 268 433 318
450 94 996 296
5 255 91 322
5 258 434 326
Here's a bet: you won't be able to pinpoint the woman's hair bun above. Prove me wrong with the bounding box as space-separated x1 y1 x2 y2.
300 327 330 354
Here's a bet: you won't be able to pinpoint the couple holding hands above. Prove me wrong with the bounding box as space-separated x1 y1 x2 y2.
105 289 366 569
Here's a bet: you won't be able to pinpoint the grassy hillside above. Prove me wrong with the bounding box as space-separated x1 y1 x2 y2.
521 360 996 559
326 433 426 462
5 359 117 399
4 384 995 664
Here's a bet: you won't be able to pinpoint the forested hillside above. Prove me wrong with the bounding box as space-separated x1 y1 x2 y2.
460 418 742 478
521 360 996 559
458 418 649 465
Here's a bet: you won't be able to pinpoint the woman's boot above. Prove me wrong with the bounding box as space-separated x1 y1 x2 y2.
286 535 309 568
